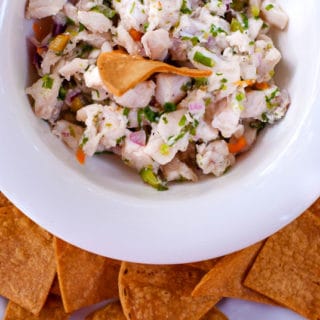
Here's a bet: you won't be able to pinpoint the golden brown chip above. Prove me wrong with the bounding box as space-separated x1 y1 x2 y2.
192 242 275 305
97 51 212 96
50 276 61 296
85 301 126 320
0 192 12 207
310 198 320 216
187 258 221 272
0 206 56 315
4 295 68 320
244 211 320 320
54 238 120 313
200 307 228 320
119 262 217 320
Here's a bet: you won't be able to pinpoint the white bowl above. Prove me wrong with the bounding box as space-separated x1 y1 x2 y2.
0 0 319 264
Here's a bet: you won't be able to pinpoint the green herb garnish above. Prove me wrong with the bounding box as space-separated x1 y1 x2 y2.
193 51 215 67
140 168 168 191
42 75 54 89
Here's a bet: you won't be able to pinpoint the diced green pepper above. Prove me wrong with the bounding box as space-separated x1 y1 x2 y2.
140 168 168 191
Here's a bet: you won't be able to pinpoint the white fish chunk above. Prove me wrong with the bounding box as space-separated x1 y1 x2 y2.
144 130 180 165
77 104 127 156
142 29 171 61
115 25 142 56
196 140 235 176
212 98 242 138
114 81 156 109
113 0 148 31
78 11 112 33
162 158 198 182
52 120 84 151
64 3 79 24
77 0 103 11
226 31 252 53
122 134 156 171
194 120 219 143
261 0 289 30
59 58 89 81
157 110 189 149
41 50 61 75
147 0 183 31
26 0 66 19
26 74 62 121
155 74 190 106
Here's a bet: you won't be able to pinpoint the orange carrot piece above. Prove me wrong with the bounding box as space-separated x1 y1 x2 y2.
36 47 46 55
76 148 86 165
228 136 247 154
129 28 143 42
33 17 53 42
254 82 270 90
234 79 256 87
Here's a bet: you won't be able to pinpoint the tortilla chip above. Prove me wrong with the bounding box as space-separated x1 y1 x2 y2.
4 295 68 320
50 276 61 296
201 307 228 320
192 242 275 305
0 192 12 207
119 262 217 320
97 51 212 96
244 211 320 320
54 238 120 313
188 258 221 272
85 301 126 320
310 198 320 217
0 206 56 315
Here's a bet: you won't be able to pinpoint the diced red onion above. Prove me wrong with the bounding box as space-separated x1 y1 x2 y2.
224 0 232 10
53 23 67 37
61 131 71 138
206 36 216 49
53 14 67 36
65 89 82 105
129 130 146 146
33 52 43 69
188 102 205 114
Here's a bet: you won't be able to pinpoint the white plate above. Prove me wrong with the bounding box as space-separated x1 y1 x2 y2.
0 0 319 264
0 296 307 319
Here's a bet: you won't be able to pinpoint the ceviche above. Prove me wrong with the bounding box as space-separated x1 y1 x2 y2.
26 0 289 190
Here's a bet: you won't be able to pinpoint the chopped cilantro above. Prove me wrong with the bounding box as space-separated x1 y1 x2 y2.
178 115 187 127
42 75 54 89
163 102 177 113
193 51 215 67
265 4 274 11
180 0 192 14
194 77 208 88
91 5 116 18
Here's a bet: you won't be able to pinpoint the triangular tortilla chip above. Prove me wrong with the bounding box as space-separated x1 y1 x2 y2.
244 210 320 320
0 206 56 315
50 276 61 296
119 262 217 320
85 301 126 320
0 192 12 207
310 198 320 217
97 51 212 96
200 307 228 320
188 258 221 272
4 295 68 320
54 238 120 313
192 242 275 305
